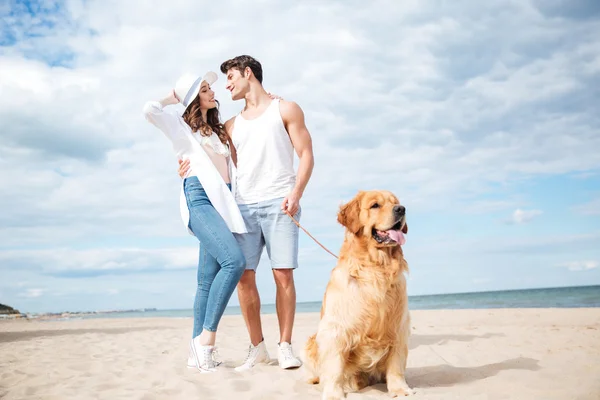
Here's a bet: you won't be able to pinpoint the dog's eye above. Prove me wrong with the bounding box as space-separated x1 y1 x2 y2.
370 203 380 209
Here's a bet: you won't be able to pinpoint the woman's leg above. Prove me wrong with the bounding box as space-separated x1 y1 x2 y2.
185 179 246 338
192 244 219 339
188 204 246 334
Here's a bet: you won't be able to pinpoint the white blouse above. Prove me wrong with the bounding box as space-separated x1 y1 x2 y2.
142 101 247 235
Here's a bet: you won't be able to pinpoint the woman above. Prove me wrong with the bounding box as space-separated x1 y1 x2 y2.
143 72 247 373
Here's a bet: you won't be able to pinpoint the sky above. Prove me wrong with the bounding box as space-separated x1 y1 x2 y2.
1 0 599 314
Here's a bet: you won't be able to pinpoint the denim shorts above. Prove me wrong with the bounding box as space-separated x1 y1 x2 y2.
234 197 301 270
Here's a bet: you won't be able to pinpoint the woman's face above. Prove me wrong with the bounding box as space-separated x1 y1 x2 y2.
198 81 216 110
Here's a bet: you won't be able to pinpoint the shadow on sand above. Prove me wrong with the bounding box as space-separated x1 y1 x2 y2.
355 332 538 395
409 332 505 349
0 326 173 343
358 356 540 395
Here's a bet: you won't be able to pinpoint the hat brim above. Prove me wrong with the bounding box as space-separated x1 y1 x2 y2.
183 71 219 112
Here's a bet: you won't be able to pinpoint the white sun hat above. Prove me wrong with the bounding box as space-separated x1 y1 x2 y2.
174 71 218 111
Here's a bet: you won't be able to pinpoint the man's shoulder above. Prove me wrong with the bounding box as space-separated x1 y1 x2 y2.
278 99 304 121
224 116 236 135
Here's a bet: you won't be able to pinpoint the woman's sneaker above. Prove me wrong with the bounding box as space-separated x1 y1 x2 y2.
187 347 222 369
277 342 302 369
190 339 217 373
234 340 270 372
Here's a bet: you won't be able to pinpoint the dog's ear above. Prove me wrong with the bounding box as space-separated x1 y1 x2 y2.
338 201 362 234
402 221 408 234
337 195 362 234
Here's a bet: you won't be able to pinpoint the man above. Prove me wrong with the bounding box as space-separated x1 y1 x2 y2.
179 55 314 371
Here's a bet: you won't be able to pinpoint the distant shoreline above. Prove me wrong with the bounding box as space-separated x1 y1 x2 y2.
5 284 599 321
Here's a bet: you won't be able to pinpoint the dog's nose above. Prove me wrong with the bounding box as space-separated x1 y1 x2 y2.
394 205 405 216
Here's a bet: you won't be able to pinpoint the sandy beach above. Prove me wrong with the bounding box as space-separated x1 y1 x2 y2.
1 309 599 400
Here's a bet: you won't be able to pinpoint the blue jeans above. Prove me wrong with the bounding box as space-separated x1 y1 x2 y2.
183 176 246 336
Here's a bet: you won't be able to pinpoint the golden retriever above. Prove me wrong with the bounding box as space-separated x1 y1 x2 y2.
303 190 414 399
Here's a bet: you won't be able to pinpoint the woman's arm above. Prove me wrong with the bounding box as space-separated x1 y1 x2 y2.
142 90 182 139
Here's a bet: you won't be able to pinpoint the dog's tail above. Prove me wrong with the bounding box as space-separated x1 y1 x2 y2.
303 334 320 384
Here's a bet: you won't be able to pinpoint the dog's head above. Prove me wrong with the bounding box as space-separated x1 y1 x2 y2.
337 190 407 248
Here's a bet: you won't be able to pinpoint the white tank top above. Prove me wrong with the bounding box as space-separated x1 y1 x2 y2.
232 99 296 204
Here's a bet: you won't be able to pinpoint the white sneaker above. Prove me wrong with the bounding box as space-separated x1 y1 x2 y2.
234 340 270 372
187 347 222 369
190 339 217 373
277 342 302 369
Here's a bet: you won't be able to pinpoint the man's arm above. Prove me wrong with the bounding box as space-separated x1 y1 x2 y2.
280 100 315 215
224 117 237 167
176 116 237 178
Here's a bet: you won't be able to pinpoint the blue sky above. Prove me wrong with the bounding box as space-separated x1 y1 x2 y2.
1 0 599 313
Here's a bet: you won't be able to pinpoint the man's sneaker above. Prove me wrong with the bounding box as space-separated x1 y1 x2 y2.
190 339 217 373
187 347 222 369
234 340 270 372
277 342 302 369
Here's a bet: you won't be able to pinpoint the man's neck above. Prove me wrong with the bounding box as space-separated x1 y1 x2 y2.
243 84 271 110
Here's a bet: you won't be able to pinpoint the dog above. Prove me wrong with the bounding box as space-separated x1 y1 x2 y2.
303 190 414 399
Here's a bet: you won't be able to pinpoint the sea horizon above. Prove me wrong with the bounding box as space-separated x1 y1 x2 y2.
19 284 600 320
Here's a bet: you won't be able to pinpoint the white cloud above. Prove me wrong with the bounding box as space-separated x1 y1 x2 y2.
19 288 45 298
556 261 599 272
573 196 600 216
0 248 198 277
507 209 543 225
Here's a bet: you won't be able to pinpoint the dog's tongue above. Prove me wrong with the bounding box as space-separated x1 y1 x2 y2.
387 229 406 245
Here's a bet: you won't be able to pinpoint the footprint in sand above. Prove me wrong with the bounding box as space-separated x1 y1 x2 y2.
230 379 252 392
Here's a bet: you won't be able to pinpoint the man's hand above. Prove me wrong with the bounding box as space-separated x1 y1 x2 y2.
281 190 300 216
177 159 190 178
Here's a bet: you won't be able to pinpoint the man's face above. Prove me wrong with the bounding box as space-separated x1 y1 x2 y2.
225 68 248 101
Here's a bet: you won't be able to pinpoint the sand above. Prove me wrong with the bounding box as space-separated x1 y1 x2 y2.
1 309 599 400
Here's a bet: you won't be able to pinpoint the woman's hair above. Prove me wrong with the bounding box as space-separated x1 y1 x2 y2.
182 96 228 145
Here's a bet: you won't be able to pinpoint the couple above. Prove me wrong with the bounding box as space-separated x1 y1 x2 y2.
143 55 314 373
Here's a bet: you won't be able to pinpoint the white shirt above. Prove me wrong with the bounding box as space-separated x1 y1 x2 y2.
142 101 247 234
232 99 296 204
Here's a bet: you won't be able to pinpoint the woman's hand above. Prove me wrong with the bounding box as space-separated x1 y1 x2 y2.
267 91 283 100
160 90 180 107
177 159 190 178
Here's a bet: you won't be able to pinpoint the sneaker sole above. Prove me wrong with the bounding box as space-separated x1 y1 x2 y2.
234 357 270 372
279 362 303 369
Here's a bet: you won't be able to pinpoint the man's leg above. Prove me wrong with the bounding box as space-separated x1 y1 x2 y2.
233 203 270 371
262 198 302 369
272 268 296 343
237 270 264 346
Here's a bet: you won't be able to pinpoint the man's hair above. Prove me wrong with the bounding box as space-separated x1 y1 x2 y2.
220 55 263 84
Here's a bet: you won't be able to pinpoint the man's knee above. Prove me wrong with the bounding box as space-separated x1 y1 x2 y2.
238 270 257 290
273 268 295 289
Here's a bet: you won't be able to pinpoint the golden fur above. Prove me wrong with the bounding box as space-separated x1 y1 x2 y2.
303 190 414 399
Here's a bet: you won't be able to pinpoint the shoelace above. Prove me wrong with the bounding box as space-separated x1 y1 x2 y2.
199 347 216 369
212 347 222 366
280 346 296 361
242 345 259 364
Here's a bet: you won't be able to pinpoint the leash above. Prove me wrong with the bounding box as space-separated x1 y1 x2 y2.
285 211 339 259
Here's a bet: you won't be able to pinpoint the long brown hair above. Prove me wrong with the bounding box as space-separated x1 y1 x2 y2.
182 96 228 145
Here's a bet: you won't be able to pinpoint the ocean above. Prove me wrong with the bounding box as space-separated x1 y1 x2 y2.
73 284 600 320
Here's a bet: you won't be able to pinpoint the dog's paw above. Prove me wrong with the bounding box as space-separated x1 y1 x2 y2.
322 387 345 400
307 376 320 384
388 383 415 397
